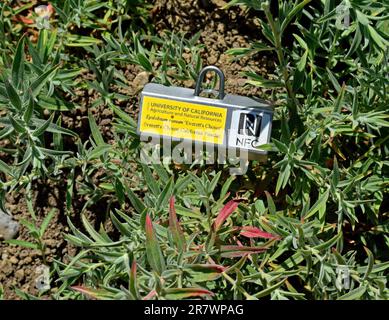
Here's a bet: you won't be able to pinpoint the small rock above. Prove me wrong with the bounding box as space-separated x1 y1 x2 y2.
15 269 25 281
9 256 18 264
132 71 150 92
0 210 20 240
100 119 111 126
44 239 57 247
212 0 228 7
217 23 225 34
208 56 218 65
23 256 33 264
20 249 29 258
102 108 112 117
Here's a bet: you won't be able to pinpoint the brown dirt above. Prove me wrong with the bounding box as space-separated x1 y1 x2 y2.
0 183 76 299
0 174 121 299
152 0 275 97
0 0 274 299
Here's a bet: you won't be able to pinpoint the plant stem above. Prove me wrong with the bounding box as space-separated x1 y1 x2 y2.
263 2 303 132
222 271 253 300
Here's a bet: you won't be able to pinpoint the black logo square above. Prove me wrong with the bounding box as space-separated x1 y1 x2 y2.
238 113 262 137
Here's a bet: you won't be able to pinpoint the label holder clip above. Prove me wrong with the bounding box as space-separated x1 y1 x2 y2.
194 66 225 100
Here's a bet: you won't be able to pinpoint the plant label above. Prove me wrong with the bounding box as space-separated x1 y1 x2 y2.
137 66 273 159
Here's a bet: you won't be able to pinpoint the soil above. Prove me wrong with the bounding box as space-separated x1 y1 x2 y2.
0 0 274 299
0 183 76 299
152 0 274 97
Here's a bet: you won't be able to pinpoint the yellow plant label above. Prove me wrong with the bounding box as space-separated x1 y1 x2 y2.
139 96 227 144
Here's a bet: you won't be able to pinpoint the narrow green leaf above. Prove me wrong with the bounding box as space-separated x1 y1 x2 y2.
37 147 72 157
137 53 152 72
40 209 55 237
81 214 110 244
12 36 25 87
23 93 34 123
141 164 160 196
332 157 339 187
226 47 253 56
367 25 387 50
224 256 247 274
273 139 289 153
265 191 276 215
33 113 54 137
293 33 308 50
88 144 111 160
226 42 274 56
53 116 63 151
66 168 74 212
275 168 285 196
169 197 186 252
30 65 59 97
4 79 22 110
0 126 14 140
5 239 38 250
314 231 343 251
156 177 174 209
66 217 93 244
326 67 341 93
253 278 287 298
109 103 137 126
88 110 104 146
38 95 76 111
71 286 112 300
278 251 304 270
246 79 283 88
129 259 138 299
126 187 146 214
220 175 235 199
362 247 374 281
297 50 308 72
19 218 38 234
164 288 214 299
185 264 226 282
8 114 26 133
357 261 389 274
338 286 366 300
207 172 221 194
175 205 202 219
152 164 169 184
346 25 362 58
0 159 13 176
110 211 132 237
145 214 165 275
220 245 267 258
281 0 312 33
65 35 102 47
333 83 346 113
304 189 329 220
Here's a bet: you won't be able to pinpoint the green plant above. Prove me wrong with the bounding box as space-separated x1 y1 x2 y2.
51 0 152 38
0 31 79 195
1 0 387 301
224 0 389 298
6 208 56 264
52 0 388 300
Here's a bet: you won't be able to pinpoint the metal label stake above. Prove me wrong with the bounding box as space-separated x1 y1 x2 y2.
137 66 273 160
